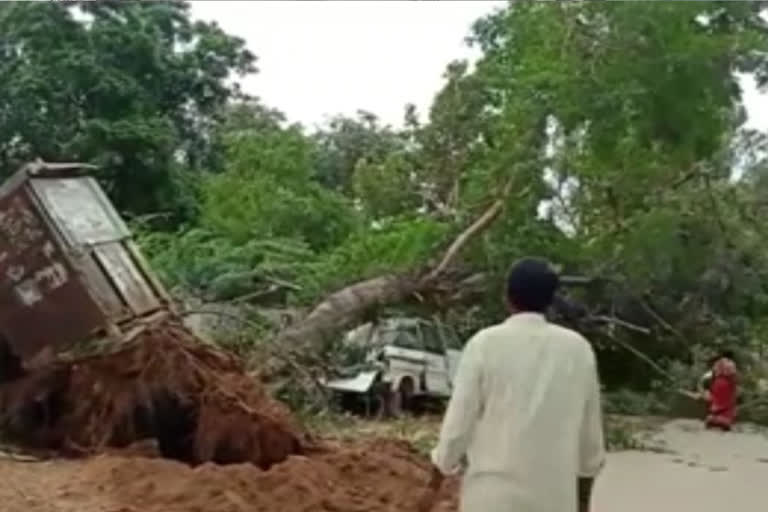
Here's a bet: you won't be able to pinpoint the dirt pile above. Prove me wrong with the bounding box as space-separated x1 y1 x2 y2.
61 439 458 512
0 321 304 468
0 321 458 511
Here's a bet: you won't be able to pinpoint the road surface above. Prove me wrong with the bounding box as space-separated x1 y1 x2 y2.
2 419 767 511
595 419 768 511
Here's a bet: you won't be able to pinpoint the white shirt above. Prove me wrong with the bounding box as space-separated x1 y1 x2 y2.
431 312 606 512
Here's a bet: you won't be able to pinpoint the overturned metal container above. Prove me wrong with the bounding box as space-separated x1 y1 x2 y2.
0 161 171 362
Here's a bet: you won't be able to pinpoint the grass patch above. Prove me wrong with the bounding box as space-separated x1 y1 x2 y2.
303 412 441 456
304 412 664 455
604 415 666 452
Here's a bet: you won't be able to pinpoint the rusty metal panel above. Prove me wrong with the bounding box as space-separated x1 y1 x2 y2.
29 177 128 246
0 190 106 360
93 242 161 316
0 163 172 359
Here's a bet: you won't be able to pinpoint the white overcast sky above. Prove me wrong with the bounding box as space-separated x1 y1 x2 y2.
188 0 768 132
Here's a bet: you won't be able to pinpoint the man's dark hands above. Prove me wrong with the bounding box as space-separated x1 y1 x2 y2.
578 477 595 512
428 465 444 489
417 465 444 512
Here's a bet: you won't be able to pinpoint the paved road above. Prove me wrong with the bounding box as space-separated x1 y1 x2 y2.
3 418 767 512
595 420 768 512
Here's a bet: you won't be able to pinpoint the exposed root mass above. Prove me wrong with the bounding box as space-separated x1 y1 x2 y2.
0 322 458 511
0 321 304 468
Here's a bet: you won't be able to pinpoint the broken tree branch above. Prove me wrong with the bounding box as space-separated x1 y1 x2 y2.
229 286 283 304
424 181 521 283
276 179 528 354
424 201 503 281
589 315 651 335
635 296 687 344
602 332 673 381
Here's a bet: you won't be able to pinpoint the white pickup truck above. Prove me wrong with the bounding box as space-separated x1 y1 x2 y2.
323 317 463 415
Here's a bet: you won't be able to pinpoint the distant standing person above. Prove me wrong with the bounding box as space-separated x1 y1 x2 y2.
419 258 606 512
697 356 716 395
704 350 738 431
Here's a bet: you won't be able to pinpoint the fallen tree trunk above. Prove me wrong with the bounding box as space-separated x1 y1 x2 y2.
278 273 420 349
273 177 614 364
0 321 305 467
276 187 514 356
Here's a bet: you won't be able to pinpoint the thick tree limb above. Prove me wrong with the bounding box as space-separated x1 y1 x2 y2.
424 181 521 283
277 181 523 353
424 199 506 282
552 296 650 335
635 296 687 343
589 315 651 335
283 274 418 348
602 332 672 381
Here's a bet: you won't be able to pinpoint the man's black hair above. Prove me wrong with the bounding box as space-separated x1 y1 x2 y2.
506 257 560 313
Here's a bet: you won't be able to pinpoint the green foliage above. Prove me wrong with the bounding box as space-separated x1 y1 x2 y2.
139 210 446 305
451 1 768 390
202 123 356 251
603 389 670 417
312 111 406 193
352 151 422 219
137 226 315 301
8 0 768 401
143 3 768 392
301 217 450 300
0 0 255 218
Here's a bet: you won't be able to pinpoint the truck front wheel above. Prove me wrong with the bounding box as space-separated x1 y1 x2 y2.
385 377 415 418
0 338 24 383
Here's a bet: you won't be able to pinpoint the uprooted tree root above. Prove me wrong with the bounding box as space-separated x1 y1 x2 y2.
0 321 306 469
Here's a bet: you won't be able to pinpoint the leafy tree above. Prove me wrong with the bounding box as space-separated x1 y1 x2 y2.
452 0 768 388
124 0 768 401
0 0 255 217
312 111 405 192
202 110 356 251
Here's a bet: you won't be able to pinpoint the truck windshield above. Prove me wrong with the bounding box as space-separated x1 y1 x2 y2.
421 325 444 353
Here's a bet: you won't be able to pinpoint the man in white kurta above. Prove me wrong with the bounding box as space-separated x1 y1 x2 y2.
427 259 606 512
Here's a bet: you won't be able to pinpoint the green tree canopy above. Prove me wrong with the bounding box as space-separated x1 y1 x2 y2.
0 0 255 217
7 0 768 397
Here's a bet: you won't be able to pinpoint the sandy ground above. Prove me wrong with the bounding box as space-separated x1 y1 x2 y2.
2 456 95 512
595 419 768 511
2 419 767 511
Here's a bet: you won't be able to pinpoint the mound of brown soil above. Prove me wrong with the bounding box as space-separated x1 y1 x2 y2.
0 321 304 468
0 322 459 511
68 438 458 512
